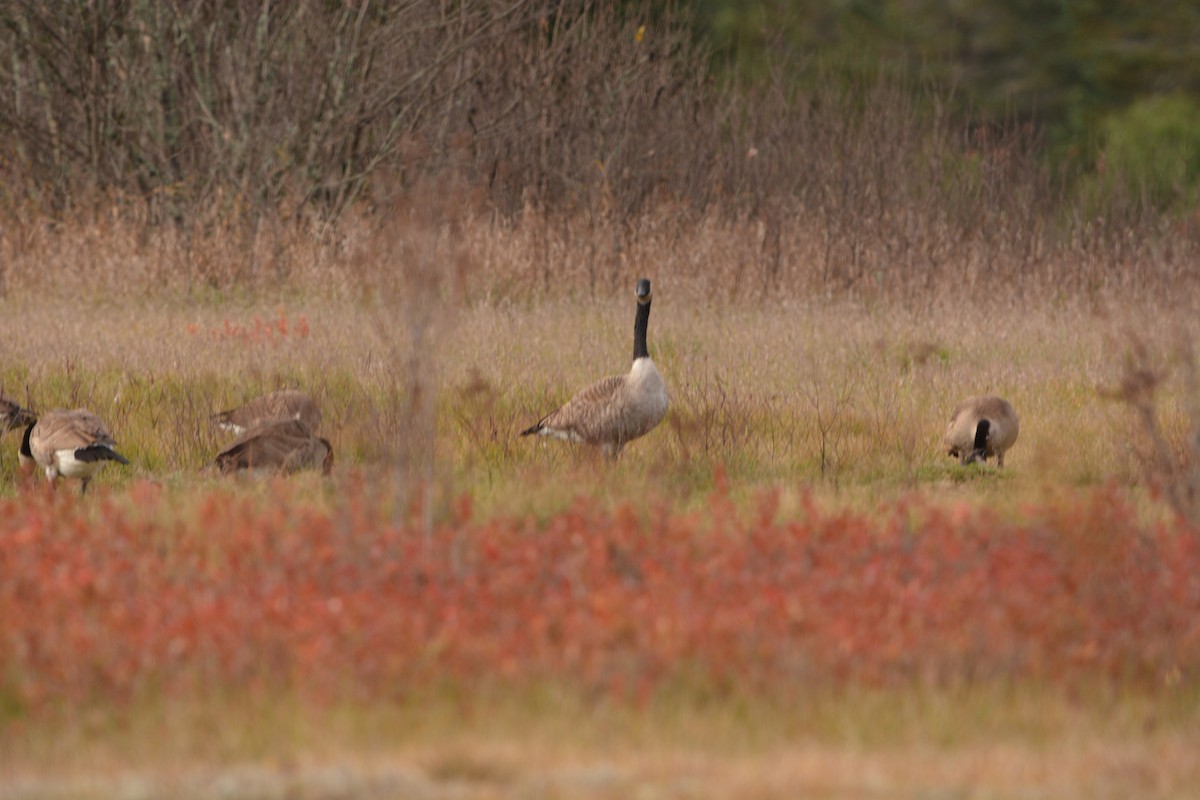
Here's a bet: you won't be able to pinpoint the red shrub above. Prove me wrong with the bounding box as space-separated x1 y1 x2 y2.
1 483 1197 713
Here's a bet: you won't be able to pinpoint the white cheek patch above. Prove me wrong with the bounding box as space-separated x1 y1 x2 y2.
629 357 654 380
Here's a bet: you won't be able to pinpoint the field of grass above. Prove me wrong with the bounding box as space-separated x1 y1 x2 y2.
0 289 1177 505
3 212 1200 798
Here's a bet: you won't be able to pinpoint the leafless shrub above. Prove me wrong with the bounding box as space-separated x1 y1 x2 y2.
446 367 519 470
350 181 474 532
1105 333 1200 524
669 367 754 468
798 358 858 484
0 1 711 224
1 2 1198 304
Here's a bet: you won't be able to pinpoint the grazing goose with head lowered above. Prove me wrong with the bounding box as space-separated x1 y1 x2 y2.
521 277 669 458
18 409 130 493
213 389 321 436
214 418 333 476
943 395 1019 467
1 395 35 434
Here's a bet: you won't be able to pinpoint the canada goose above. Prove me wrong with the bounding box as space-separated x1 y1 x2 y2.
18 409 130 493
521 277 669 458
213 389 321 435
214 418 333 476
1 395 35 434
943 395 1019 467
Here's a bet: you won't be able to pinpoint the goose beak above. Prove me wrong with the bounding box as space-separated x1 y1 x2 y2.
636 278 652 302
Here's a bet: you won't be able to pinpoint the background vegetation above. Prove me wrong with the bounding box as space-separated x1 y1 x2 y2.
699 3 1200 158
2 0 1198 301
3 2 1200 798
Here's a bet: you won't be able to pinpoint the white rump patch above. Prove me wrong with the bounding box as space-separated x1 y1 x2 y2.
538 427 584 443
52 449 107 480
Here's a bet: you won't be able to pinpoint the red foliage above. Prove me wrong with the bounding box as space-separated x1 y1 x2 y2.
1 484 1198 712
185 311 309 346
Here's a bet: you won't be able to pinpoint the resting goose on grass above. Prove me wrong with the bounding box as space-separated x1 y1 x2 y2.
18 409 130 494
943 395 1019 467
213 389 321 436
214 418 333 476
521 278 669 459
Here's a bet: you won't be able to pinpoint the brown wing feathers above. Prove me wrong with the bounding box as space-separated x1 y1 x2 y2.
215 419 332 475
213 390 321 433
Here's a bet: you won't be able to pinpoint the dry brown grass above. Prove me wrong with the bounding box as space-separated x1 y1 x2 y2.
6 198 1200 307
4 685 1198 799
6 742 1199 799
0 252 1187 520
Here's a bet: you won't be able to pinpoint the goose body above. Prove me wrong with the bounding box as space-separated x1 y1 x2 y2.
943 395 1019 467
1 395 35 434
213 389 321 436
19 409 130 493
522 278 668 458
215 419 333 476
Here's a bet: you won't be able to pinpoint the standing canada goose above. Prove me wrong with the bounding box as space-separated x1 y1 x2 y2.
521 277 669 458
213 389 321 435
18 409 130 493
214 418 333 476
943 395 1020 467
1 395 35 434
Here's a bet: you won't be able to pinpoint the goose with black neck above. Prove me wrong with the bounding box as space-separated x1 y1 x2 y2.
521 278 669 459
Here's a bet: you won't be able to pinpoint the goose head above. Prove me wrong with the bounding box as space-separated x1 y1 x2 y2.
636 278 652 304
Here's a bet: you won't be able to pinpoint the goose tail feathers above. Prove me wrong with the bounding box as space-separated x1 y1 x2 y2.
75 444 130 465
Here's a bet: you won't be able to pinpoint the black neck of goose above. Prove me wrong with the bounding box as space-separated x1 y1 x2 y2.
20 421 34 458
633 299 651 361
972 419 991 452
